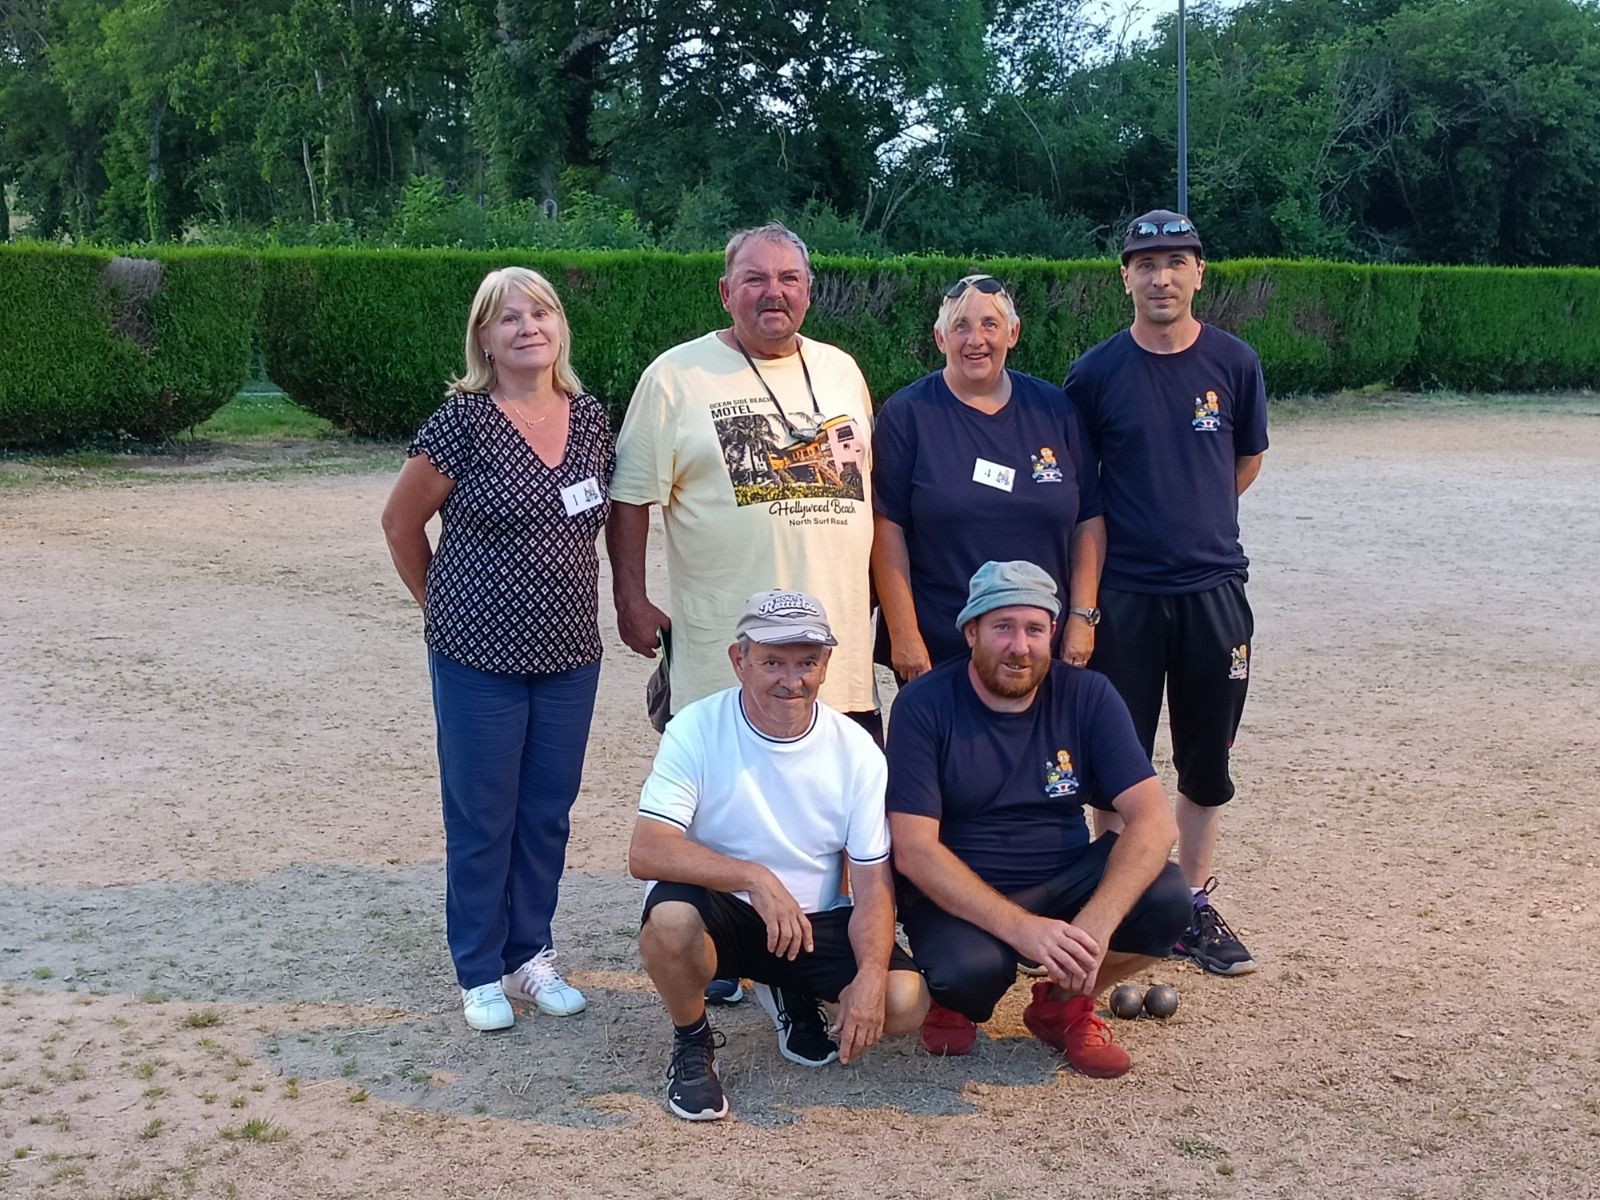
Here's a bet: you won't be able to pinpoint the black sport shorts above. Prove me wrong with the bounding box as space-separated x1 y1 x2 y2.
1090 578 1253 807
642 882 917 1001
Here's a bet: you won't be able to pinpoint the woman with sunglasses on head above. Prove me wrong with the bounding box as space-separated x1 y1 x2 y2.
871 274 1107 680
382 267 613 1033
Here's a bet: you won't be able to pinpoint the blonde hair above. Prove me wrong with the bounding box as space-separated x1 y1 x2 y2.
934 275 1020 339
448 267 584 397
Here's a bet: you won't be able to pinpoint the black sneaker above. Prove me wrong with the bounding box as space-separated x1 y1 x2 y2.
754 983 839 1067
705 976 744 1005
666 1028 729 1121
1173 877 1258 976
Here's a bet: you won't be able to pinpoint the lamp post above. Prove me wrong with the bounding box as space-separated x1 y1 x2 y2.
1177 0 1189 214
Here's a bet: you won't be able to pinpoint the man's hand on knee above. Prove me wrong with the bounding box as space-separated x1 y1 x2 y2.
1008 913 1102 992
746 871 814 960
833 970 888 1065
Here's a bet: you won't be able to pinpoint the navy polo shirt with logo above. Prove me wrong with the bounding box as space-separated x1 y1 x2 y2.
1064 325 1268 594
872 370 1102 664
885 658 1156 892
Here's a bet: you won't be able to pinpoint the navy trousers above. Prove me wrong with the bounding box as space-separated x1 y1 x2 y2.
428 650 601 989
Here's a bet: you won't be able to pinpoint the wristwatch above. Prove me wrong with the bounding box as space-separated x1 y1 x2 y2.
1067 606 1101 626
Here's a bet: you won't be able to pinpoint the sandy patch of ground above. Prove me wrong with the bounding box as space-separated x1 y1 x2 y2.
1 399 1597 1198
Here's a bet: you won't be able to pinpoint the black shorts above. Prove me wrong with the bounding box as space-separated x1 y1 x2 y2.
1090 579 1254 807
898 836 1191 1022
642 882 917 1001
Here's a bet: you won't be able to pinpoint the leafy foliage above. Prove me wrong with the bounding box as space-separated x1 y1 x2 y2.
10 0 1600 262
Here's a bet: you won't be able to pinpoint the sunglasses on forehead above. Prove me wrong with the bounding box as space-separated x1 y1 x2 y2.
943 276 1008 300
1127 218 1197 239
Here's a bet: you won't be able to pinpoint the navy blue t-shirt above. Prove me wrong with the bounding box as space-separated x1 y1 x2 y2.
872 370 1102 663
885 658 1156 891
1064 325 1268 594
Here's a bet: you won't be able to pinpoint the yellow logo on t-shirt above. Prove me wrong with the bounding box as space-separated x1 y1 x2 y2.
1030 446 1064 483
1043 748 1080 798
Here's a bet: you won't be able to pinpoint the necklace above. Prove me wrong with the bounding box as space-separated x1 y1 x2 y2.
498 395 565 434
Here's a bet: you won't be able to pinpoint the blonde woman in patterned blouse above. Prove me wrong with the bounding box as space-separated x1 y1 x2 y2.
382 267 614 1032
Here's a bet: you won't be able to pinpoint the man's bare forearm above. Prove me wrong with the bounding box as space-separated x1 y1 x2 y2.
1074 807 1176 939
893 829 1030 947
845 863 896 974
605 501 652 602
628 820 770 894
1236 453 1264 496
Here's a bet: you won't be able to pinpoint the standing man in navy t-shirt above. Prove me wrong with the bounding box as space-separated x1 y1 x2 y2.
887 561 1190 1078
1063 210 1269 976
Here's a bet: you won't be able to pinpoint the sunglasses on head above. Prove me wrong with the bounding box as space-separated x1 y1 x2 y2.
944 276 1007 300
1128 218 1197 240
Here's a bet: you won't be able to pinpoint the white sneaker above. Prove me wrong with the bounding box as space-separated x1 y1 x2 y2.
461 982 514 1031
503 948 587 1017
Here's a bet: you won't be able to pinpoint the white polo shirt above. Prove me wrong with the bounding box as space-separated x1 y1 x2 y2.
637 687 890 914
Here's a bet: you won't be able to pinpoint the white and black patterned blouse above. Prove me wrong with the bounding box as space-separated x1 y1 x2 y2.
408 390 615 675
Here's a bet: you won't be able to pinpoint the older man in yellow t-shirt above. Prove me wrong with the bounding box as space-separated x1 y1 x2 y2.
606 223 878 738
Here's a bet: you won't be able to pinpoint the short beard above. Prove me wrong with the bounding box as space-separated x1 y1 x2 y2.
971 643 1049 699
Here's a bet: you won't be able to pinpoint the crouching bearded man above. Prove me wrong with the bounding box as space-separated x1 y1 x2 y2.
886 560 1191 1077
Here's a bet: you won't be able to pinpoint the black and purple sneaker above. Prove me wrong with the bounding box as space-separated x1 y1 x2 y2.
1173 877 1258 976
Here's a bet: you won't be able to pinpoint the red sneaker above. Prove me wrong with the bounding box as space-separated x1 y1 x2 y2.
1021 982 1132 1078
920 999 977 1057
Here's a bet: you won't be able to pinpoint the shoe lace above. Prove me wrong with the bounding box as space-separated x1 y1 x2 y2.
521 947 570 991
1192 877 1240 941
780 990 828 1035
1069 1009 1114 1048
668 1029 725 1085
463 983 503 1006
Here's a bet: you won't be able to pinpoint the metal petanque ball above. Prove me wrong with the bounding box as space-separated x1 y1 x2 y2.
1143 983 1179 1019
1109 984 1146 1019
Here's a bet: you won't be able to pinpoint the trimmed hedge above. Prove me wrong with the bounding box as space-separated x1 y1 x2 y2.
7 244 1600 445
1203 260 1426 395
256 249 1150 435
0 245 257 447
257 249 736 438
260 249 1600 437
1404 266 1600 390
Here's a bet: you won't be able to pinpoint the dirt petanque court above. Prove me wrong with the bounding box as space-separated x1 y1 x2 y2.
1 396 1597 1198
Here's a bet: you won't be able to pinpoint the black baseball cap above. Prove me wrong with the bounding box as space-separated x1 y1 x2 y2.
1121 210 1204 262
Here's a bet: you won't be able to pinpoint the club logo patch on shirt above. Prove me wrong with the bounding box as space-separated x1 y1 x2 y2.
1192 390 1222 432
1229 643 1249 680
1043 748 1080 798
1030 446 1064 483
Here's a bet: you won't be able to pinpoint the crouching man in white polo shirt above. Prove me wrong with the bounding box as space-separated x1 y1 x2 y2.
627 589 930 1121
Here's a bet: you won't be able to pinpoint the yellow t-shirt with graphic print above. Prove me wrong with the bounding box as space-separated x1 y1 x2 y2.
612 332 876 714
